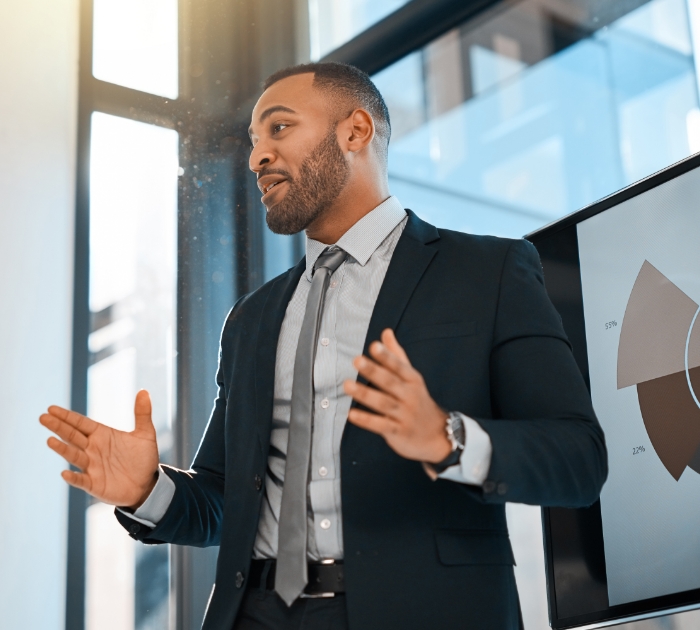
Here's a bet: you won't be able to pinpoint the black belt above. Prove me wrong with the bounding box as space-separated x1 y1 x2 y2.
249 559 345 597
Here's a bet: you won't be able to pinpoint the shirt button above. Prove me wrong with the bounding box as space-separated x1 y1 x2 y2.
320 519 331 530
330 281 337 288
319 466 328 477
254 474 262 491
321 398 329 409
321 337 329 346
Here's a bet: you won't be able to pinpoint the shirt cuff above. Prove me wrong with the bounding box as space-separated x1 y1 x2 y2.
437 414 492 486
115 465 176 528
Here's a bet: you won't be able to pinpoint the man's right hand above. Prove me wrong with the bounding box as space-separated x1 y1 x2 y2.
40 389 160 510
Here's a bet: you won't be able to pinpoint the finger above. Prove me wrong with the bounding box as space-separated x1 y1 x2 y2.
134 390 155 434
40 414 89 449
347 407 400 436
368 340 415 383
47 405 99 437
381 328 411 365
353 355 404 395
60 469 92 493
47 436 89 470
344 380 402 419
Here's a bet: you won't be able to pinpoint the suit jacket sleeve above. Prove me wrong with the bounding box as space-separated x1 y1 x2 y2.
115 305 237 546
472 238 608 507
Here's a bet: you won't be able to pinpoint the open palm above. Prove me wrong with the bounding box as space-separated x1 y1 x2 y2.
40 390 159 509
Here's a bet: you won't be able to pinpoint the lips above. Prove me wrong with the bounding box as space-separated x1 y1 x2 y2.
261 180 288 204
257 174 288 196
262 181 282 194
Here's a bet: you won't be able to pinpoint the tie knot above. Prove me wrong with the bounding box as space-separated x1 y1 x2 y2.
313 247 347 276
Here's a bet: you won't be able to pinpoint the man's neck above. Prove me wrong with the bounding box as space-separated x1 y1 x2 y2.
305 180 390 245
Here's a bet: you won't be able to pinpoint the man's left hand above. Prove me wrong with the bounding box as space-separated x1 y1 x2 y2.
344 328 452 464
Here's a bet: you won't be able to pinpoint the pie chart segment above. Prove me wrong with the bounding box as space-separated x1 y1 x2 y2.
637 366 700 480
618 260 700 480
617 260 700 390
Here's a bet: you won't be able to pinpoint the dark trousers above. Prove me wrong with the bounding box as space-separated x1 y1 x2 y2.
233 588 349 630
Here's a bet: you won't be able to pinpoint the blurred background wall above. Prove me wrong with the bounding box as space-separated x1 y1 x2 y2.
0 0 78 628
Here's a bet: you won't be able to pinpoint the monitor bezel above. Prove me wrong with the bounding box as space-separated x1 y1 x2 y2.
526 151 700 628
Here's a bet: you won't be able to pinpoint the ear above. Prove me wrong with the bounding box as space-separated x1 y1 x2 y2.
340 108 375 153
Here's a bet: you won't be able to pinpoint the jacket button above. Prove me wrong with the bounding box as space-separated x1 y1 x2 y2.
497 482 508 496
254 474 262 491
128 523 141 536
483 480 496 494
235 571 245 588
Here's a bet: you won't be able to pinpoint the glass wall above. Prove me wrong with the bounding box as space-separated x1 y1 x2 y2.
375 0 700 238
86 112 178 630
372 0 700 627
263 230 303 282
93 0 178 98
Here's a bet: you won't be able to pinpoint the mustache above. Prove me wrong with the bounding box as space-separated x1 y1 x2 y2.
257 167 293 182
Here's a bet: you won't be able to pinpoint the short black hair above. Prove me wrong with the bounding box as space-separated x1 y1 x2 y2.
263 62 391 162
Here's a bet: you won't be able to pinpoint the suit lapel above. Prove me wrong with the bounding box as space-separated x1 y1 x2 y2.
342 210 440 458
360 210 440 359
254 259 306 450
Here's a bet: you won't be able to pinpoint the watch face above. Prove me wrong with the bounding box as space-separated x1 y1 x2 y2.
450 414 466 448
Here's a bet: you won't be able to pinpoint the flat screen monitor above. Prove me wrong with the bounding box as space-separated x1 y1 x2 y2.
526 152 700 628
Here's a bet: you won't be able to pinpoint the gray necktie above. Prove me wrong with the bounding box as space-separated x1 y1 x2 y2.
275 247 348 606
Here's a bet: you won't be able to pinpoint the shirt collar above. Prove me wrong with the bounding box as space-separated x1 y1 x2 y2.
304 196 406 281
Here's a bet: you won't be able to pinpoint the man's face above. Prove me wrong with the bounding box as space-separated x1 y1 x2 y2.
249 73 350 235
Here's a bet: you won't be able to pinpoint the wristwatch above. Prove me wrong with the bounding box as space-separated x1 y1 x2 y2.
427 411 466 475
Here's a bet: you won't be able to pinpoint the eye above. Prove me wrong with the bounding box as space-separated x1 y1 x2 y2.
272 122 288 135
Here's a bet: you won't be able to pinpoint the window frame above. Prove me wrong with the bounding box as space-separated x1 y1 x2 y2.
67 2 183 629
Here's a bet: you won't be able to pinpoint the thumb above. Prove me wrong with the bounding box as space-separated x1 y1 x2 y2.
134 389 155 434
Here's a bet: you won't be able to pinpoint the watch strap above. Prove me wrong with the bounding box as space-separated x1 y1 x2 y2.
425 412 466 476
427 447 463 475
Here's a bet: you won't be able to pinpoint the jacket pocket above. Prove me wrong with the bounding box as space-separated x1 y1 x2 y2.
401 320 477 345
434 529 515 566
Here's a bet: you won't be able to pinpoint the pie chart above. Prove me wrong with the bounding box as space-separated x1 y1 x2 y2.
617 261 700 480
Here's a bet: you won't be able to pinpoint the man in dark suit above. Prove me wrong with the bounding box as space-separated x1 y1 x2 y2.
41 62 607 629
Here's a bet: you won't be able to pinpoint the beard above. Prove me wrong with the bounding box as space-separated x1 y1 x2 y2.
264 126 350 235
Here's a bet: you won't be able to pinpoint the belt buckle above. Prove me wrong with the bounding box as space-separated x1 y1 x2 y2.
300 559 336 598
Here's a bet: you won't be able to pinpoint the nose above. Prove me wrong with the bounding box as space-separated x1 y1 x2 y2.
249 140 275 173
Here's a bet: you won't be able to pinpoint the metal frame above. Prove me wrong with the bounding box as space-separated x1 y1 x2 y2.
65 2 96 627
67 0 310 627
322 0 501 73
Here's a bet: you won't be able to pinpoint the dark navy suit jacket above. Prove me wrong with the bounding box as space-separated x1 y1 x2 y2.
117 211 608 630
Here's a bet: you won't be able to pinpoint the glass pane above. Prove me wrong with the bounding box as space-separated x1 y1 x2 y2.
93 0 178 98
263 229 304 283
308 0 410 59
373 0 700 627
374 0 700 239
86 112 178 630
86 503 136 630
